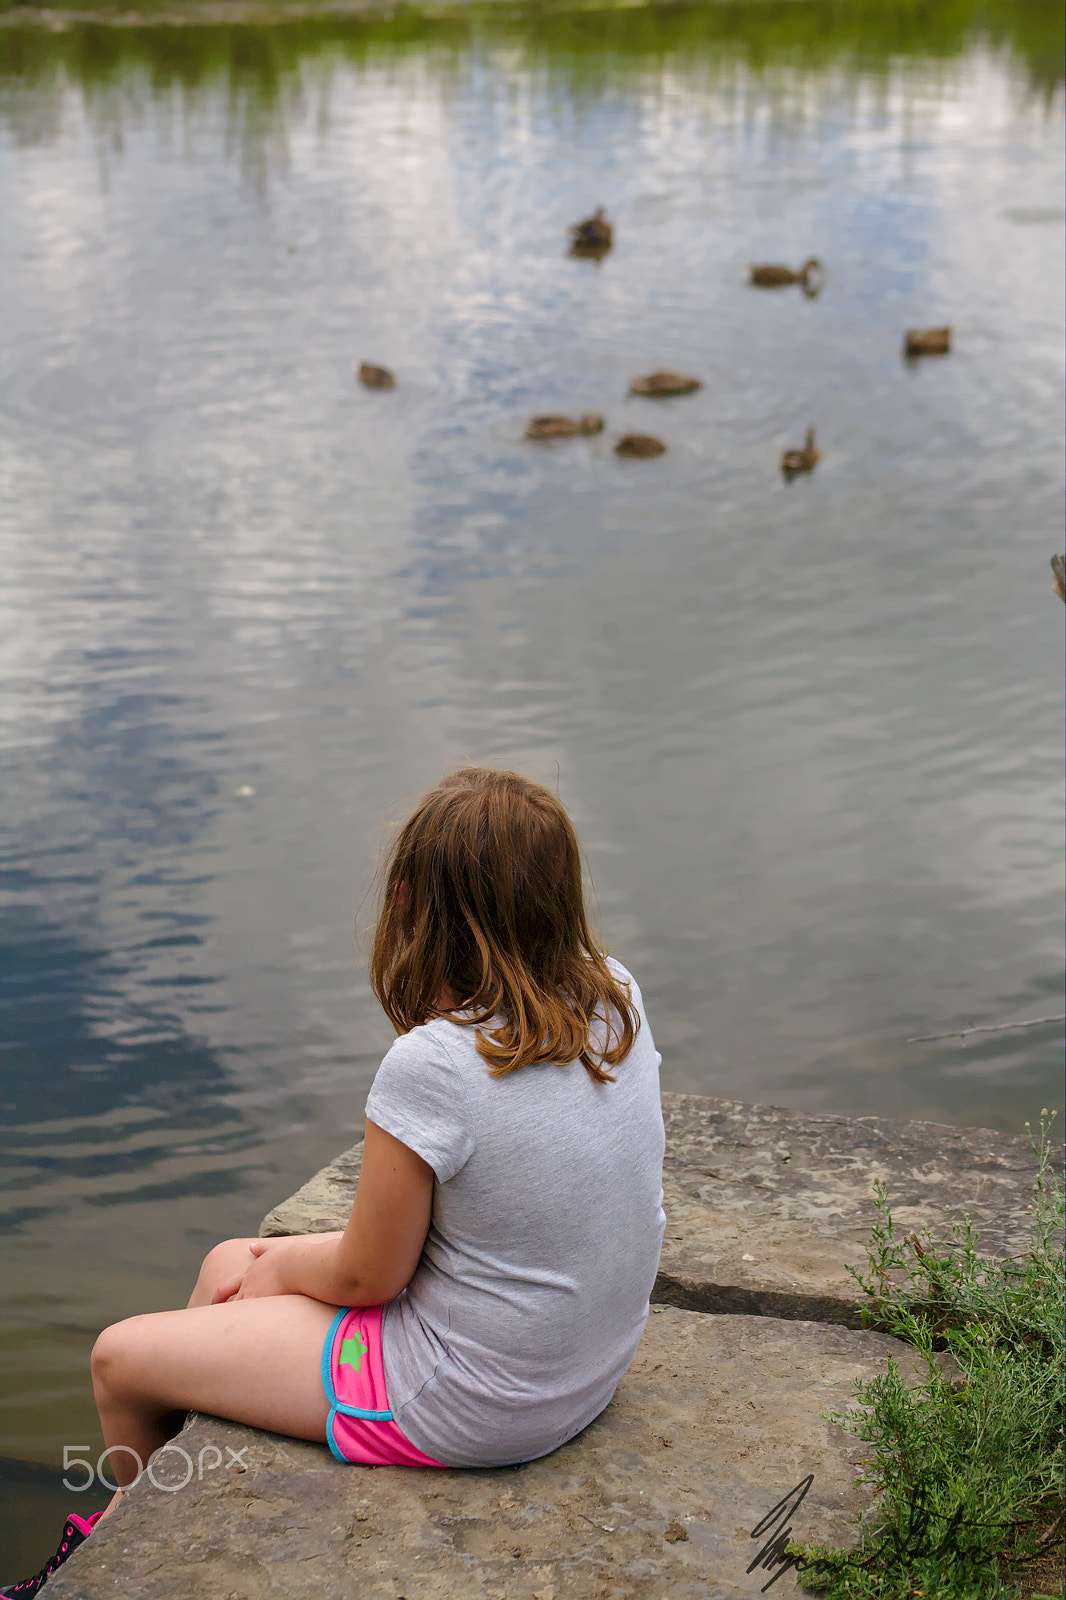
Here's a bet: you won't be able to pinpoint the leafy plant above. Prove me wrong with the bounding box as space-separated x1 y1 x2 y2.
793 1110 1064 1599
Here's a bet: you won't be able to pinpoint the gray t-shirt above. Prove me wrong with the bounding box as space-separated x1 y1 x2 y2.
364 959 665 1468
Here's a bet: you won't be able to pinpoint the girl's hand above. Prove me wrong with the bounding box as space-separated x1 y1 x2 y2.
210 1122 434 1310
211 1239 291 1303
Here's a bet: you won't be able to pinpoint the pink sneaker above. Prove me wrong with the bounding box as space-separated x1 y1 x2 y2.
0 1512 103 1597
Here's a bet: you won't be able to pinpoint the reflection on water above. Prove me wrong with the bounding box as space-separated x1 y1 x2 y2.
0 0 1063 184
0 0 1062 1560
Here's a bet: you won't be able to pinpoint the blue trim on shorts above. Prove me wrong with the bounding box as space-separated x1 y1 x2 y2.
321 1307 395 1460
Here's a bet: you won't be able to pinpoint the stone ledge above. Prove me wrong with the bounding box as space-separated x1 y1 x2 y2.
262 1091 1048 1327
50 1092 1032 1598
48 1308 932 1600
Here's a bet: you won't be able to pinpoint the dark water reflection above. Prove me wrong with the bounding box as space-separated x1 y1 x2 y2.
0 0 1063 1558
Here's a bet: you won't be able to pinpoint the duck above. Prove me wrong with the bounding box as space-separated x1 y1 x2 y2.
615 433 666 458
358 363 396 389
903 327 951 358
525 414 604 440
569 208 613 258
628 371 702 398
1052 554 1065 604
749 258 824 296
781 428 820 479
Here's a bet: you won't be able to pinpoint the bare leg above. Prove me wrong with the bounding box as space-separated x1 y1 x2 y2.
91 1296 339 1488
90 1240 344 1519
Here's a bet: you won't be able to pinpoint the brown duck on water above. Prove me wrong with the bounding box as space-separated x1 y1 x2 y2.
615 433 666 458
569 211 611 260
903 326 952 358
749 258 824 296
525 414 605 440
569 207 613 258
357 363 396 389
781 428 820 480
628 371 702 398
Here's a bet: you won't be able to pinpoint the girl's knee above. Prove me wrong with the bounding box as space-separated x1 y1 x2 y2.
91 1315 152 1402
200 1237 256 1275
193 1237 256 1292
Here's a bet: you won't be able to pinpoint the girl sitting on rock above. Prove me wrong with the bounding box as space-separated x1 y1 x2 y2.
4 768 665 1597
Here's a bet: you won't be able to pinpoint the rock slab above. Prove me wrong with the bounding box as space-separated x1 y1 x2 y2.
47 1093 1040 1597
262 1091 1048 1326
48 1308 926 1600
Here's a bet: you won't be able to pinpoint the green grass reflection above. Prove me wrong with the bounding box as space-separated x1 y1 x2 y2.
0 0 1062 95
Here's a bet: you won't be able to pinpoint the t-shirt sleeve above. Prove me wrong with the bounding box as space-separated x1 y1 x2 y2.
365 1027 475 1184
606 956 663 1073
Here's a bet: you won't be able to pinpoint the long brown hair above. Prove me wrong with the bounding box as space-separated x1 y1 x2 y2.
369 769 639 1082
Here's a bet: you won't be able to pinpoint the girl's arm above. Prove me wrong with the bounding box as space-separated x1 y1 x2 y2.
213 1120 434 1308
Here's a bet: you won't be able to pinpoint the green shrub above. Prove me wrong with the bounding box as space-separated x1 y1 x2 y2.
794 1111 1064 1600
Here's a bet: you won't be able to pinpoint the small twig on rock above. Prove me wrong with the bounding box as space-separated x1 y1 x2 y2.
579 1514 614 1533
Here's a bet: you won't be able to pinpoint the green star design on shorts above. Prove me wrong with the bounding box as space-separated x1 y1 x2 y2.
339 1332 369 1372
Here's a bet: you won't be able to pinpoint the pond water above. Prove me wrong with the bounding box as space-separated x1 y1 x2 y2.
0 0 1062 1567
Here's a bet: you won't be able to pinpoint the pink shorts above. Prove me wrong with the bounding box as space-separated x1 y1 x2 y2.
322 1305 445 1467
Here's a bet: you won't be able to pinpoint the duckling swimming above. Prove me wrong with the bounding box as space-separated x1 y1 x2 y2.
1052 554 1065 603
749 258 823 296
781 428 820 480
628 372 702 398
569 208 613 259
525 414 605 440
904 326 952 358
358 363 396 389
615 433 666 458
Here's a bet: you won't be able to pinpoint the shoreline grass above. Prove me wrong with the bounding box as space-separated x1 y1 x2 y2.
790 1110 1064 1600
